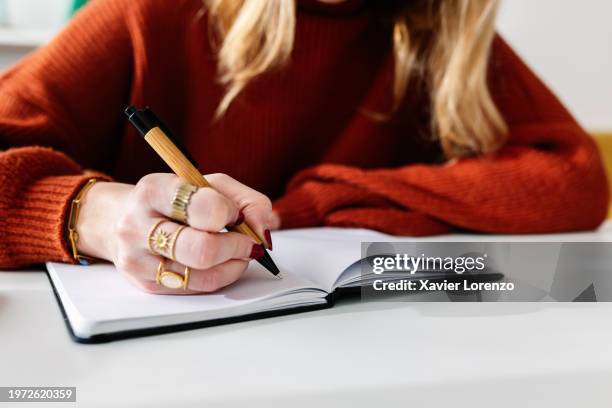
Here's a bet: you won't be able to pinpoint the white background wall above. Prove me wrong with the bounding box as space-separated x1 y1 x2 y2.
1 0 611 131
497 0 612 132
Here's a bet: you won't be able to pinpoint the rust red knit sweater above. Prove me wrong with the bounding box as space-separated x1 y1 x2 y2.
0 0 608 268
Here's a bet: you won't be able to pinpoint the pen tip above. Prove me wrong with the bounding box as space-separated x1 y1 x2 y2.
256 249 280 277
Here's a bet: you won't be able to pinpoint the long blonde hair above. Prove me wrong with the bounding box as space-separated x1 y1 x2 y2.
206 0 507 158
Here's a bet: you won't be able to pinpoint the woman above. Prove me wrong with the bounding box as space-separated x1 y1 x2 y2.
0 0 608 293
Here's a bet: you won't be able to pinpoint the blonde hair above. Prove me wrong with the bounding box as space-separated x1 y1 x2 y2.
206 0 507 158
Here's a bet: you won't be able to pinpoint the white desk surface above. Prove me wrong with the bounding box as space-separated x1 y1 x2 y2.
3 224 612 407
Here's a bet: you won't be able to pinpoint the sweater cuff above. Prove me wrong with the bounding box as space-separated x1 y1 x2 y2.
4 173 110 267
274 180 381 229
273 184 325 229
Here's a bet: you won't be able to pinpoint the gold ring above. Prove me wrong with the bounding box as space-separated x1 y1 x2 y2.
183 266 191 290
168 225 187 261
156 259 191 290
147 219 172 256
171 183 199 224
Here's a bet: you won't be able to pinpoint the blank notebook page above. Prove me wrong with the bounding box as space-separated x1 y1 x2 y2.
47 261 326 338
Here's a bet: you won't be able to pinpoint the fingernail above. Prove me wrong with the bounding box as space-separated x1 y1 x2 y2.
249 244 265 260
264 229 273 250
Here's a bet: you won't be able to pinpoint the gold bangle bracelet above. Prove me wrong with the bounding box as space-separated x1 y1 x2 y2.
67 178 99 265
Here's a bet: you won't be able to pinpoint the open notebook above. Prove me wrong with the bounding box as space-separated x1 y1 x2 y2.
48 227 504 343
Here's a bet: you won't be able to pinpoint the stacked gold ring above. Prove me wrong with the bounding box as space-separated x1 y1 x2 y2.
171 183 199 224
148 221 190 290
147 221 187 259
145 183 198 291
169 226 186 261
147 219 170 255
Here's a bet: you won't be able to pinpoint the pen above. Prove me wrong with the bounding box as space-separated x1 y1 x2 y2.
124 106 280 277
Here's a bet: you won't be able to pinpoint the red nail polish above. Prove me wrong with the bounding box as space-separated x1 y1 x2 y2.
249 244 265 260
264 229 273 250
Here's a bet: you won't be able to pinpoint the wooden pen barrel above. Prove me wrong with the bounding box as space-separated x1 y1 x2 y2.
144 127 263 244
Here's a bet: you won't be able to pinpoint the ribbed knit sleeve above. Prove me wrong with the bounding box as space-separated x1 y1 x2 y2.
0 148 110 267
274 37 610 235
0 0 134 268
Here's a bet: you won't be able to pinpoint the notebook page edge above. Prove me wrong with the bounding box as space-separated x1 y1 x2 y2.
46 261 322 339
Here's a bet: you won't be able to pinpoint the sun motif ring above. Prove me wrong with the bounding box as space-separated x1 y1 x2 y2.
148 219 188 262
147 219 173 256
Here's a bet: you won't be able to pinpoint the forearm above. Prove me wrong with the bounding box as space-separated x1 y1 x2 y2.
273 124 609 235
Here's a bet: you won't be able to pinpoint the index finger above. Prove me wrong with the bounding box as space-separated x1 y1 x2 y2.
205 173 274 246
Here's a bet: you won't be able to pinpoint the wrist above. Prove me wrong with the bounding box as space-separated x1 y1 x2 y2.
75 181 132 261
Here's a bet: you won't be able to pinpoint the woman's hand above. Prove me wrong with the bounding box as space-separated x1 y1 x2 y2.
75 173 276 294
